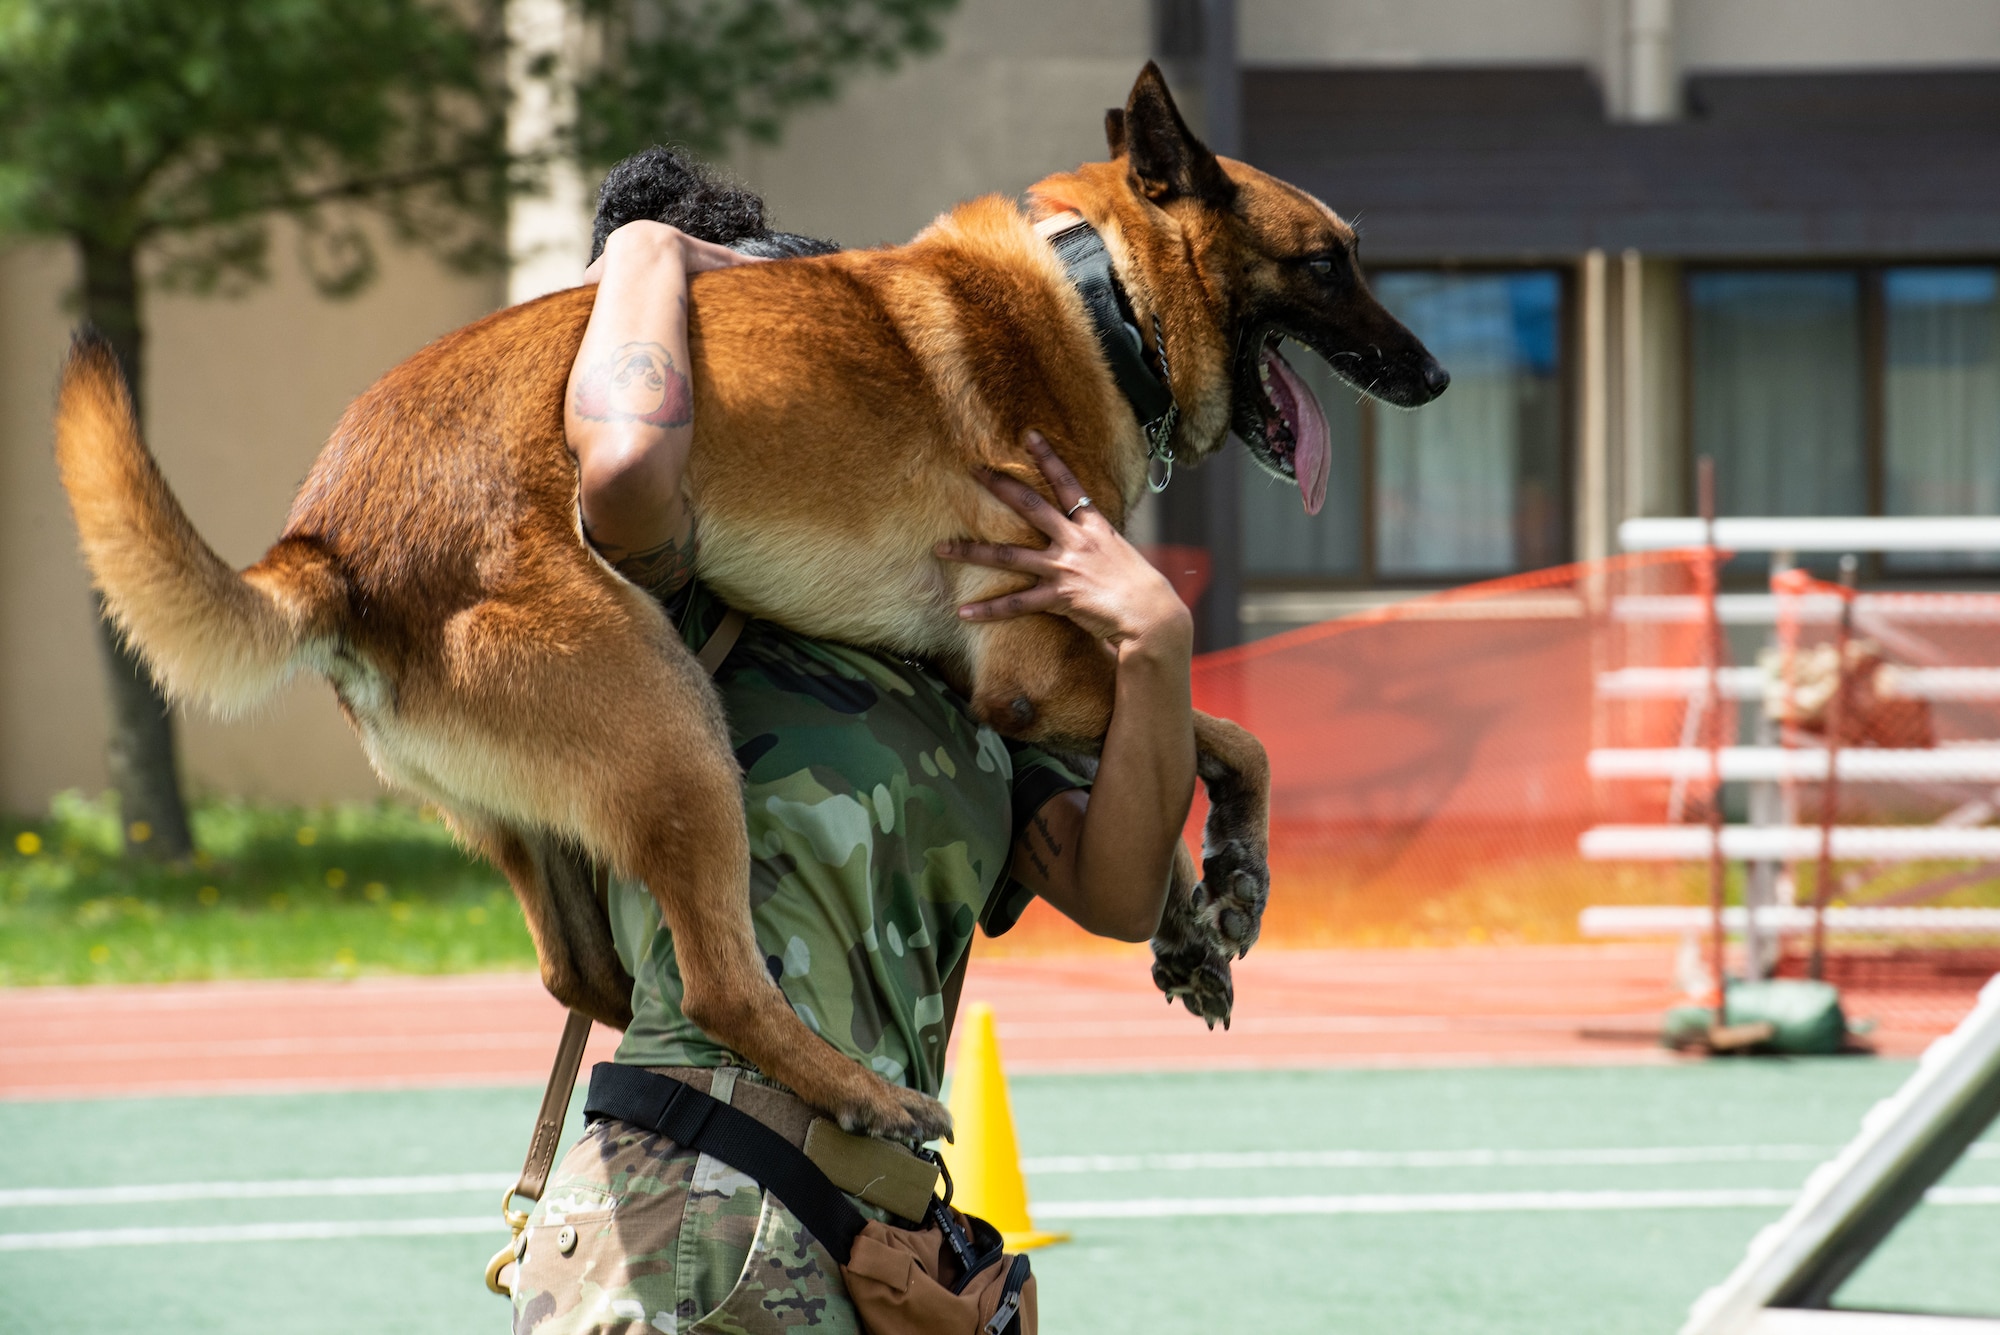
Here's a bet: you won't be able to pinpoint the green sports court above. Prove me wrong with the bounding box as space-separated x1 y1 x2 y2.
6 1059 1998 1333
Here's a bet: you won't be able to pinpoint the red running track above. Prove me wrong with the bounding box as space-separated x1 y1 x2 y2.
0 946 1962 1101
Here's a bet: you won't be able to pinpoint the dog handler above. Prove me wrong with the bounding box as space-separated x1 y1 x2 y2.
508 216 1197 1334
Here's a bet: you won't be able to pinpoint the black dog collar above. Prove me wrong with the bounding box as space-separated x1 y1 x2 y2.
1047 221 1180 489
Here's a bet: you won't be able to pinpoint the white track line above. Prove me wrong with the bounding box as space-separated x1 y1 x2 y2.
11 1187 2000 1250
1019 1146 1839 1173
0 1216 500 1252
0 1172 512 1209
1036 1185 2000 1221
11 1145 1996 1207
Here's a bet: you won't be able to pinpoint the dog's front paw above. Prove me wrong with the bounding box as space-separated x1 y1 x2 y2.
1194 837 1269 959
1151 931 1236 1030
831 1076 954 1145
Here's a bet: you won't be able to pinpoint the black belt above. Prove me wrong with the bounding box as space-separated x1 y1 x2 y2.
585 1062 870 1265
586 1063 1026 1330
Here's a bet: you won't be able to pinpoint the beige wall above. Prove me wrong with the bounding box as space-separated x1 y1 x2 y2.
1244 0 1604 69
1244 0 2000 74
728 0 1150 247
0 229 501 814
1680 0 2000 69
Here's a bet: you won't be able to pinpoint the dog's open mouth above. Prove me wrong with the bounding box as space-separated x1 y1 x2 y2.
1252 335 1332 516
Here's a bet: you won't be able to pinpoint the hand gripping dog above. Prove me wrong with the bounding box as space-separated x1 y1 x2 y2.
53 65 1445 1143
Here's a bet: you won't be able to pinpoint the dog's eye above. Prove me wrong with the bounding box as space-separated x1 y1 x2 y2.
1307 258 1335 277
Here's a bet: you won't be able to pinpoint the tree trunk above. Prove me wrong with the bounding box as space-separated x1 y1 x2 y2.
76 236 196 861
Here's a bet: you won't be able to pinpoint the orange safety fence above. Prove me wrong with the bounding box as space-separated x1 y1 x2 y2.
994 551 2000 1034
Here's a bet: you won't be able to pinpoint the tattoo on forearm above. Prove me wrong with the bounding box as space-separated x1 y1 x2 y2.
1022 843 1052 880
572 341 692 429
590 519 700 601
1030 811 1065 856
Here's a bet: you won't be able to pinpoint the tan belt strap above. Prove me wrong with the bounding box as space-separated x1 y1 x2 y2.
695 605 749 675
488 600 750 1296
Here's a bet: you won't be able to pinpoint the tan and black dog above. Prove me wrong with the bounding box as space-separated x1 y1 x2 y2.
54 65 1444 1141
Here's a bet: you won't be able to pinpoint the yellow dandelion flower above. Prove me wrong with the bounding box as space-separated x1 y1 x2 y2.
14 831 42 856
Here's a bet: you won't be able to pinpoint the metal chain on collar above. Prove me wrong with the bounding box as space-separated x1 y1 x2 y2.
1145 314 1179 493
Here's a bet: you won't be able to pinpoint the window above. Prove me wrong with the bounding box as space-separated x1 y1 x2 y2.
1688 264 2000 574
1884 267 2000 570
1241 269 1568 584
1689 272 1866 519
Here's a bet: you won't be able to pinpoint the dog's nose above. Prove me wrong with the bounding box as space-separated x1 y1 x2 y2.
1421 359 1451 399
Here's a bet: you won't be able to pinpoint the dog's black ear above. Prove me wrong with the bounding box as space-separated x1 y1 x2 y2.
1105 107 1127 158
1122 61 1233 206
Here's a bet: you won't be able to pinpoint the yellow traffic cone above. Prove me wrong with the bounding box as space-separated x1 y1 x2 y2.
940 1001 1069 1250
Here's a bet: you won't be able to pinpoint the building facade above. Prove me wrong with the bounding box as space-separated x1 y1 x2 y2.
4 0 1998 808
1225 1 2000 639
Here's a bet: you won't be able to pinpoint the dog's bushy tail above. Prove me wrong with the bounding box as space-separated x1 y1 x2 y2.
54 332 346 715
590 145 841 263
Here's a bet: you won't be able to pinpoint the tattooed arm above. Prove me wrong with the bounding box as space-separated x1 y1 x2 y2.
567 222 762 598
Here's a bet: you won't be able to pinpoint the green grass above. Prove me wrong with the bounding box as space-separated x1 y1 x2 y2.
0 792 534 985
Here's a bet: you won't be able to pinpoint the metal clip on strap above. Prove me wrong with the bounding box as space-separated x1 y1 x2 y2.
486 1008 594 1294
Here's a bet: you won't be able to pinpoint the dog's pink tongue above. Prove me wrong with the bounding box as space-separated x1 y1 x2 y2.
1266 347 1331 516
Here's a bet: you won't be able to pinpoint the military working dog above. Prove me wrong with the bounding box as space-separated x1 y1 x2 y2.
54 65 1445 1143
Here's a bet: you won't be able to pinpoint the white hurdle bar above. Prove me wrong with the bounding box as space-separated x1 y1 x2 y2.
1596 666 2000 700
1581 904 2000 938
1620 516 2000 552
1612 593 2000 625
1581 825 2000 861
1588 747 2000 783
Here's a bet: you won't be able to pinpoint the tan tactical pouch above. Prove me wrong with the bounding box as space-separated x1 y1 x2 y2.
843 1208 1036 1335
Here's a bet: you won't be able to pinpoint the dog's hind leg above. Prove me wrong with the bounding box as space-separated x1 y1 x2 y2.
423 589 950 1142
457 818 635 1030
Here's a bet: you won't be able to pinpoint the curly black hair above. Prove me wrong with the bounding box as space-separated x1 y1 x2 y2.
589 145 841 263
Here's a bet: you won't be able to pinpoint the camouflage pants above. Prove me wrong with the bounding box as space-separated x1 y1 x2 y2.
511 1070 861 1334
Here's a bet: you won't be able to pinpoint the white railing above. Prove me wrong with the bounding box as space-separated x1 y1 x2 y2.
1621 516 2000 553
1588 747 2000 783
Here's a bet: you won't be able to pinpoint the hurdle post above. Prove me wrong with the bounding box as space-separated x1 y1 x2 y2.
1698 457 1728 1024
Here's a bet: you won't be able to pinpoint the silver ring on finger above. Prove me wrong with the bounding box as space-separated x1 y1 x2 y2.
1065 495 1093 519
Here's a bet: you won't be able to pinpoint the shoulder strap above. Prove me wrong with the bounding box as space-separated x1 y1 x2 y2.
696 605 748 675
497 605 748 1252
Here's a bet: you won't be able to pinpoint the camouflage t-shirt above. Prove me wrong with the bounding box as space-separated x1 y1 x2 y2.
609 582 1087 1098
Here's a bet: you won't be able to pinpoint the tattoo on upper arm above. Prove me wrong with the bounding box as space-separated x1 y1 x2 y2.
590 517 700 601
1015 802 1071 885
572 341 692 429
